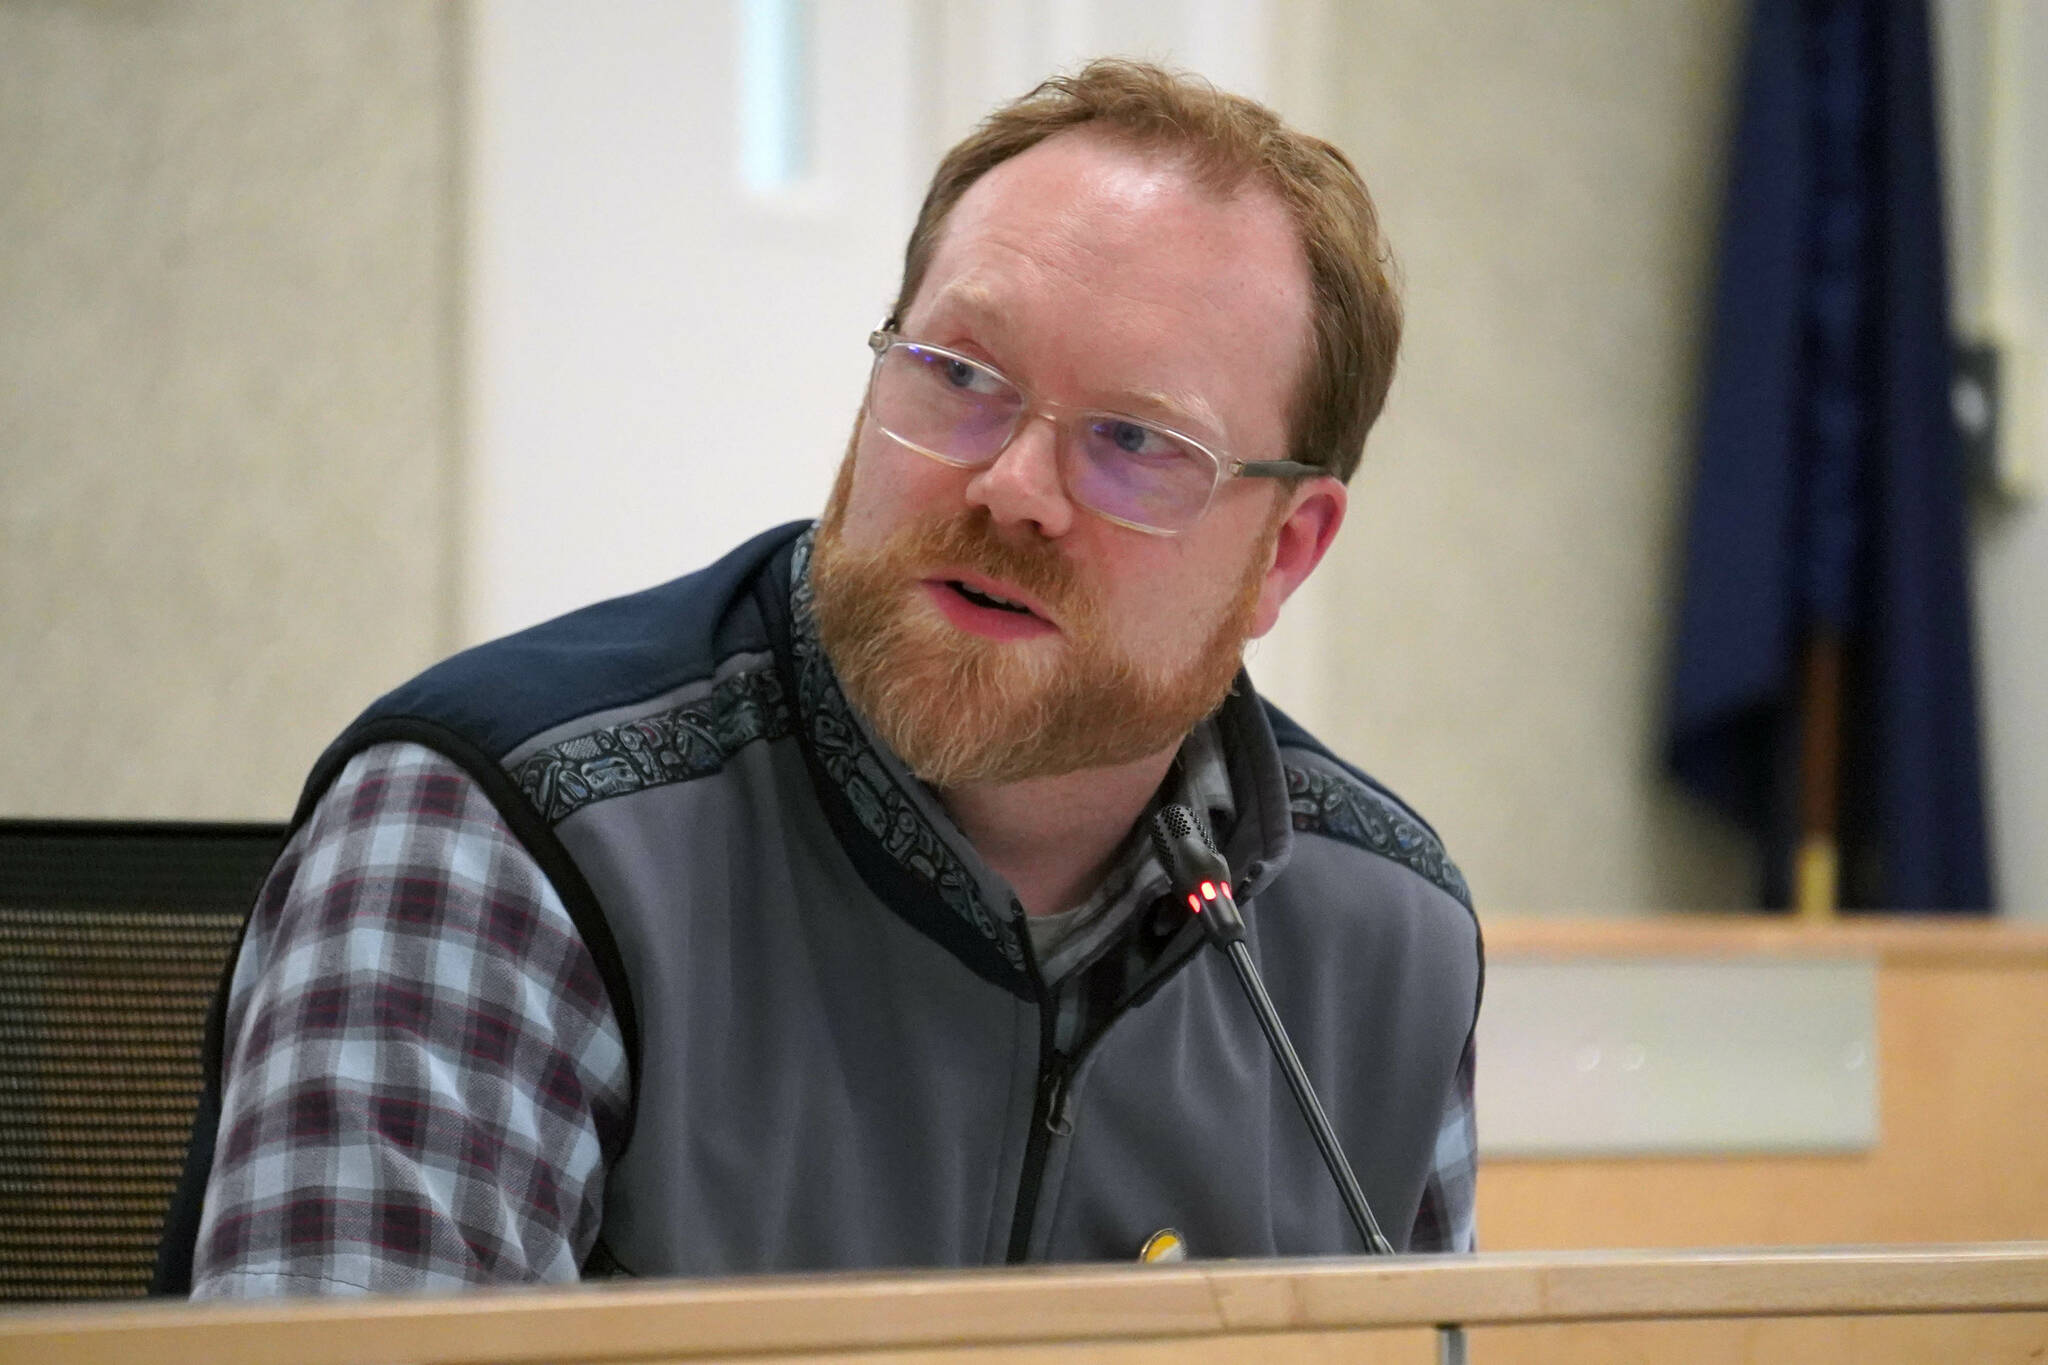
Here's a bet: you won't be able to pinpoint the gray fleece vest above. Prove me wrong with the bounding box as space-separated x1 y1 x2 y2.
177 522 1481 1279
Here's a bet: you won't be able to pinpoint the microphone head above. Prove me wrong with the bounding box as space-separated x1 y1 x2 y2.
1150 803 1229 891
1151 802 1204 851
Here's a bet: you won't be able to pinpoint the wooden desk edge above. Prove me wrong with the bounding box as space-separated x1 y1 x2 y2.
1480 916 2048 966
5 1244 2046 1365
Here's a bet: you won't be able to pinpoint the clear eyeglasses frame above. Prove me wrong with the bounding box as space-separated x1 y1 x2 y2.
862 328 1323 536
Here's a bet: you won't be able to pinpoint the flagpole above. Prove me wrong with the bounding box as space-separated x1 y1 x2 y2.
1796 630 1843 920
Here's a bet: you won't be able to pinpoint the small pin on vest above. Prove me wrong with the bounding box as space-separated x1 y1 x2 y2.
1138 1228 1187 1263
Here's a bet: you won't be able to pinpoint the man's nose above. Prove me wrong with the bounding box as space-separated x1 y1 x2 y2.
964 411 1076 538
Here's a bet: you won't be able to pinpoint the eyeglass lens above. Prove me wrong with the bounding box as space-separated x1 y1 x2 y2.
870 343 1217 532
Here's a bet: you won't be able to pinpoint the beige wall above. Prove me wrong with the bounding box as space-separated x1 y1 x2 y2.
0 1 461 820
4 2 2026 917
1302 1 1758 911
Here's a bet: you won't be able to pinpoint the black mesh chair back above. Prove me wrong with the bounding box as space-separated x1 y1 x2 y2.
0 821 282 1303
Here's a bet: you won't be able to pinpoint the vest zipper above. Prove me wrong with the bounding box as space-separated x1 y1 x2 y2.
1009 1030 1120 1260
1005 1048 1072 1263
1003 891 1200 1263
1007 897 1064 1264
1043 1062 1075 1136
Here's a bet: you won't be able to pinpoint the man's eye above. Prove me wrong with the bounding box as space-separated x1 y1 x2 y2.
1095 420 1181 462
1108 421 1151 453
919 351 1005 397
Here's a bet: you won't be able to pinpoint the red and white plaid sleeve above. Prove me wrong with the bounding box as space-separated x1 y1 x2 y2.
1406 1032 1477 1253
191 742 630 1297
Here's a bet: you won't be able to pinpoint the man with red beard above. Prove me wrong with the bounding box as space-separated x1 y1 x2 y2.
162 61 1479 1298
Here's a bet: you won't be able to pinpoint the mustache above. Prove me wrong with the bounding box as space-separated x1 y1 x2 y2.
897 511 1086 618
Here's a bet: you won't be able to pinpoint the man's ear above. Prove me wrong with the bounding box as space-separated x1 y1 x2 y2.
1250 477 1346 639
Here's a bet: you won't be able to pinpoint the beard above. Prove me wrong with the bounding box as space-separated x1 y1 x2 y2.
809 451 1274 790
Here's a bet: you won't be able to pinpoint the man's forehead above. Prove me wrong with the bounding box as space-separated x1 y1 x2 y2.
938 130 1287 262
918 277 1229 437
906 132 1311 446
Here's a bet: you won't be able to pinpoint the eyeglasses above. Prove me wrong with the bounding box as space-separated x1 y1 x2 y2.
862 329 1322 535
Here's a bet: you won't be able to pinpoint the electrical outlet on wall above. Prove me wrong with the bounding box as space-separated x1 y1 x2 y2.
1954 338 2003 495
1957 336 2043 503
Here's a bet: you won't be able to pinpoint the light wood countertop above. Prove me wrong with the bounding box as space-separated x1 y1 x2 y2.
1480 915 2048 966
3 1245 2044 1365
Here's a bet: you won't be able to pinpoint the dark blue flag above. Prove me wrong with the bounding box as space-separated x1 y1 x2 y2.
1666 0 1993 912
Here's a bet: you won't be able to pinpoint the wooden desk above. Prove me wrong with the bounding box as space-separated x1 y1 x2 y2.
10 919 2040 1362
1464 917 2048 1361
1479 917 2048 1249
1 1244 2043 1365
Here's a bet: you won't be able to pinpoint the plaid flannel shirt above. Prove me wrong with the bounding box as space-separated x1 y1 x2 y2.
191 744 630 1296
192 741 1475 1295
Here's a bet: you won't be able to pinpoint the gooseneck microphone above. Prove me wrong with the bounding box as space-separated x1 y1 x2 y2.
1150 804 1395 1256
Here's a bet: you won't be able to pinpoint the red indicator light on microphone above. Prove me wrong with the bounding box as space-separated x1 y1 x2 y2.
1186 893 1202 913
1200 881 1218 901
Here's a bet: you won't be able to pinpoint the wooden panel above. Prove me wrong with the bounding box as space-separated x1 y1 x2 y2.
1464 1315 2048 1365
610 1330 1442 1365
1478 923 2048 1249
1468 919 2048 1362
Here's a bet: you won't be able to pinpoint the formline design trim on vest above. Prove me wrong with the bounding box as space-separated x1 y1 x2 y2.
511 668 794 825
1285 764 1473 910
786 535 1027 971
